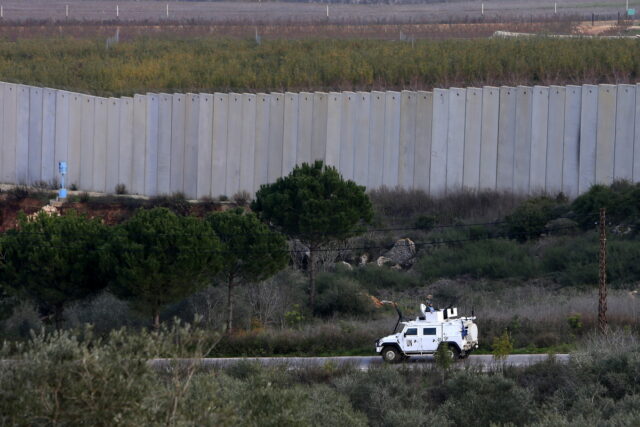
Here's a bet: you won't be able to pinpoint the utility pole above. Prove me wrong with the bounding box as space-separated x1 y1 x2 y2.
598 208 608 334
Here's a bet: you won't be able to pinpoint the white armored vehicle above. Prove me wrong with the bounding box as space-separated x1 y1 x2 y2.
375 303 478 363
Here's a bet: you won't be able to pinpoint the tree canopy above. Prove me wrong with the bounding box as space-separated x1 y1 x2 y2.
0 211 111 327
206 208 288 331
251 161 372 309
104 208 223 328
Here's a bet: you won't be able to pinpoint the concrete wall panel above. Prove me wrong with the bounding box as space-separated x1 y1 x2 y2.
636 83 640 182
479 86 499 190
311 92 328 162
28 87 43 185
297 92 313 165
430 89 449 195
354 92 371 186
463 87 482 191
226 93 242 196
144 94 160 196
546 86 565 194
118 97 133 191
240 93 257 193
106 97 120 194
41 89 56 185
197 93 213 198
383 91 400 187
340 92 356 179
253 93 270 191
16 86 30 185
414 91 433 192
325 92 342 168
614 84 635 181
183 94 199 198
447 88 466 192
170 94 185 194
53 91 69 187
398 91 416 189
212 93 229 197
579 85 598 193
0 84 4 182
595 84 617 185
497 86 516 192
66 93 82 188
530 86 549 192
514 86 532 194
92 97 108 193
283 92 299 176
563 86 582 198
131 94 147 194
368 91 386 189
268 93 284 182
1 84 17 183
156 94 172 195
80 95 96 191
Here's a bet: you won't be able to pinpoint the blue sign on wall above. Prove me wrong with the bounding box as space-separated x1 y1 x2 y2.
628 8 636 16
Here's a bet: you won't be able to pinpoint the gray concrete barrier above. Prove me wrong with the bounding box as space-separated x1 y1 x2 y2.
0 82 639 198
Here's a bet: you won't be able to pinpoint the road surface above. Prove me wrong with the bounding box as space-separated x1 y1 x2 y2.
150 354 569 370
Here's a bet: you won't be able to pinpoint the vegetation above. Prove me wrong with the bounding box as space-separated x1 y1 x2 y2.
0 211 110 328
252 161 372 310
206 208 288 331
0 37 639 95
2 327 640 426
104 207 223 328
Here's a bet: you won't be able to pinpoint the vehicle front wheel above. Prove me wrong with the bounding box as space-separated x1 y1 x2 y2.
381 346 403 364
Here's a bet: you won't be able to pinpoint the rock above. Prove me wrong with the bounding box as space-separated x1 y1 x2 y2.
612 224 632 235
337 261 353 271
27 204 59 221
383 238 416 266
358 254 369 266
390 264 403 271
376 256 393 267
290 239 310 268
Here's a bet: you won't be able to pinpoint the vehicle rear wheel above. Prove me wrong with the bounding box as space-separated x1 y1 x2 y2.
381 346 402 363
447 344 461 360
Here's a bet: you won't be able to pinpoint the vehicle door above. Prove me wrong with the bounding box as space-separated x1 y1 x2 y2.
421 326 441 353
402 327 419 352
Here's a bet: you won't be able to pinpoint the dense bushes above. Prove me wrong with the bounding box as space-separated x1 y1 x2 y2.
4 328 639 425
417 239 539 280
571 181 640 229
1 37 640 95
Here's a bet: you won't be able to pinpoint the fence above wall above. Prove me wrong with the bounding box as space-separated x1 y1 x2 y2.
0 81 638 199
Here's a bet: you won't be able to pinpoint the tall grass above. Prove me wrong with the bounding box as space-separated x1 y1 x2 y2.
0 37 638 96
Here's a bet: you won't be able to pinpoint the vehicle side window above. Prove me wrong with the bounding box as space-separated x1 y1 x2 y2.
423 328 437 335
405 328 417 336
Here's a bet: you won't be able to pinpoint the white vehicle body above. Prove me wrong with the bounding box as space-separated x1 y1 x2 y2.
375 305 479 362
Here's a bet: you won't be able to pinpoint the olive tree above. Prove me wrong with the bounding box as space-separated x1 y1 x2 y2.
0 211 111 328
206 208 288 332
251 161 373 310
104 208 222 328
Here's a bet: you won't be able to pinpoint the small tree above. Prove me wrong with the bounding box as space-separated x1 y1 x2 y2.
251 161 373 310
492 330 514 361
206 208 288 332
104 208 222 328
0 211 110 328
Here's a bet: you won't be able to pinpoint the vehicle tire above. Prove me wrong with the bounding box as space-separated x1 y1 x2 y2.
447 344 461 360
381 346 402 364
437 343 460 362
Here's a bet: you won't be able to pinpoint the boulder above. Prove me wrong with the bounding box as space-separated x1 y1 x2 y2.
358 254 369 266
337 261 353 271
383 238 416 266
376 256 393 267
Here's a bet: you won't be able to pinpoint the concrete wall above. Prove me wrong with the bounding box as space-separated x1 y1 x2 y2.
1 82 639 198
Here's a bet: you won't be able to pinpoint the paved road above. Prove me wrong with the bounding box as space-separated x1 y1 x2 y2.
150 354 569 371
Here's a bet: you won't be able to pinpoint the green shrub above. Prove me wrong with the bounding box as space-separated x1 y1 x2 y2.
314 274 374 317
417 239 539 280
571 181 640 229
505 196 568 241
541 234 640 287
414 215 436 231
